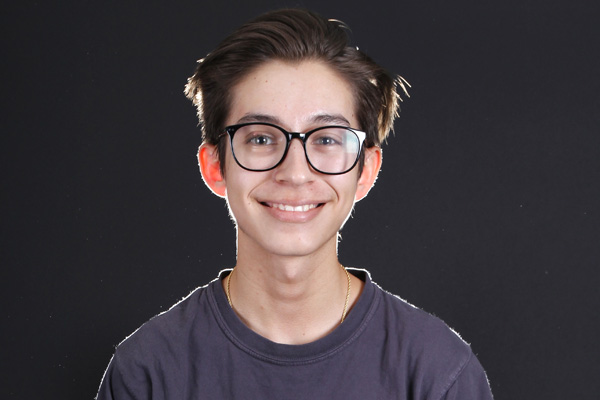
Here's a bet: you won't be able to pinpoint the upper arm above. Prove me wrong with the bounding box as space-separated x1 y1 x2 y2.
441 353 494 400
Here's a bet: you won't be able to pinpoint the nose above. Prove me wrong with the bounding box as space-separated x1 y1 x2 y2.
273 138 314 185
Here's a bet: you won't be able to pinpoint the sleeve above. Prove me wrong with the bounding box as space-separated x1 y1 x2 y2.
442 353 494 400
96 350 153 400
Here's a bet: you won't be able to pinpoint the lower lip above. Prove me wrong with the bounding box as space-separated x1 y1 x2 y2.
262 203 323 223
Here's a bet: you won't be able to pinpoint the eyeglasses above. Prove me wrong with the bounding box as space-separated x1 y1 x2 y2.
223 122 367 175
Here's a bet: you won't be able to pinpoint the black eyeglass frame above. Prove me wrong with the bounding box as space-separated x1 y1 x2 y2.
222 122 367 175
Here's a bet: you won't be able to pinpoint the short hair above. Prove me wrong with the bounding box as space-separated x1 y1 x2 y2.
185 8 408 172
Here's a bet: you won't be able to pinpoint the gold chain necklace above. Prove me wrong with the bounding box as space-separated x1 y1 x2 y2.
226 265 352 324
340 265 351 323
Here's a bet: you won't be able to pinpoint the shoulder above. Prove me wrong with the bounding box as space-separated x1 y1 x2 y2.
370 281 491 398
353 270 465 348
374 281 470 351
106 285 212 371
117 283 212 358
97 283 217 399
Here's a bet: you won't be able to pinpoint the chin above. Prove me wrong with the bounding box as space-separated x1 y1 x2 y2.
265 240 327 258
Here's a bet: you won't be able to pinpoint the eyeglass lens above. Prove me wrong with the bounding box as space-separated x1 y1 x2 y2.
230 124 362 174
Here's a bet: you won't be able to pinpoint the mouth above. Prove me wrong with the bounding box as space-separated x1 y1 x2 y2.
261 202 324 212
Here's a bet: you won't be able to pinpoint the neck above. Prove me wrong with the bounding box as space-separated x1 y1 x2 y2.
225 239 362 344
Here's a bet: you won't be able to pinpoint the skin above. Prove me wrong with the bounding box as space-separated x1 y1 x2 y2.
199 60 382 344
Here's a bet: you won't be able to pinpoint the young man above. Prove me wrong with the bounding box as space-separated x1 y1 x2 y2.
97 9 493 399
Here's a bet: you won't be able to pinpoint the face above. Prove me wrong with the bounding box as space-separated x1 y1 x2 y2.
200 60 380 259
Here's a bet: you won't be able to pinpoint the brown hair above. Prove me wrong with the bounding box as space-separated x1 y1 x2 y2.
185 8 408 171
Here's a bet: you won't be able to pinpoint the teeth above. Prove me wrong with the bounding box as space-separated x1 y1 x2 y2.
271 203 318 212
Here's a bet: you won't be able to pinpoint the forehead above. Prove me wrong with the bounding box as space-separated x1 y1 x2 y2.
227 60 357 130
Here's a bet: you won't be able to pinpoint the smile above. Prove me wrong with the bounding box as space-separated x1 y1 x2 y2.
264 202 321 212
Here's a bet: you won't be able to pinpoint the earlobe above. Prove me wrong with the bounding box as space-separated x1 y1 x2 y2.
355 147 382 202
198 143 227 198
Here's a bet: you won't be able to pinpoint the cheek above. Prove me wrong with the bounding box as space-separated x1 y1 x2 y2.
224 175 248 205
326 177 360 211
224 183 250 227
223 168 262 214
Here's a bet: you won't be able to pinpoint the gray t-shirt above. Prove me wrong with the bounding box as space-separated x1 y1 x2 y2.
97 269 493 399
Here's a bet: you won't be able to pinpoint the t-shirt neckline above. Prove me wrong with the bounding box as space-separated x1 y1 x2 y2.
207 268 379 365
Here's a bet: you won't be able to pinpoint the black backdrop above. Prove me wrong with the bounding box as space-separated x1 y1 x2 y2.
2 1 599 399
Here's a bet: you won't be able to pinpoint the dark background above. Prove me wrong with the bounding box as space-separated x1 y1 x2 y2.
2 0 599 399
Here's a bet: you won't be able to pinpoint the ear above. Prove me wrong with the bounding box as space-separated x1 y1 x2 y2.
198 143 227 198
355 146 382 202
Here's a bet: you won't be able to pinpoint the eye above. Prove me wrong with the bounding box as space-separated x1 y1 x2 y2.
310 129 345 147
313 136 338 146
247 134 275 145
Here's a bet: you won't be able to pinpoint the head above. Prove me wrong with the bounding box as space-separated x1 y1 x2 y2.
184 8 408 175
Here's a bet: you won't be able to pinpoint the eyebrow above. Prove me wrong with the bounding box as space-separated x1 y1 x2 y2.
236 113 281 125
235 113 352 128
311 113 351 126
